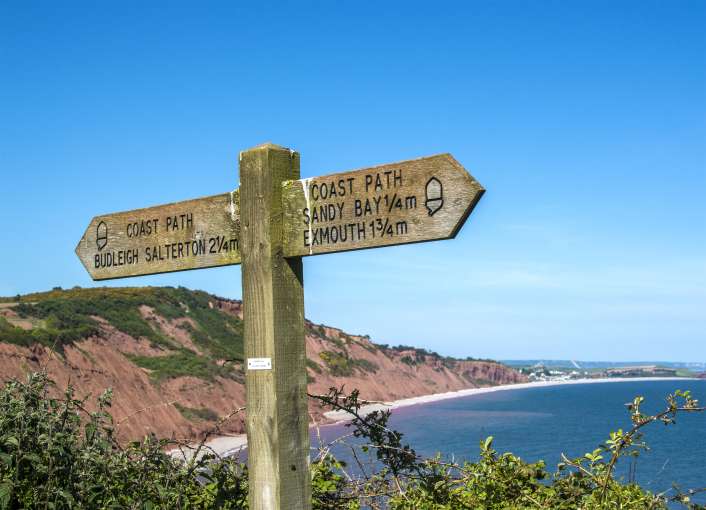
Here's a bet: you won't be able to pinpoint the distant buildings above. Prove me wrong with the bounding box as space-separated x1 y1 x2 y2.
603 365 678 378
522 364 590 382
519 363 682 381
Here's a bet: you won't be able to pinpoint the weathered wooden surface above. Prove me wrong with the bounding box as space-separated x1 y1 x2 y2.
76 154 483 280
240 144 311 510
282 153 484 257
75 192 240 280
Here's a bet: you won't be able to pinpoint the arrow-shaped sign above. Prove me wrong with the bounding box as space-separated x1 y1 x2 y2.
282 153 484 256
76 154 483 280
75 191 241 280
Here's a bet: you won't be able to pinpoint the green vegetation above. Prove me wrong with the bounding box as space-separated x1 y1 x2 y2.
359 340 379 354
166 291 244 361
395 346 452 364
0 372 247 509
441 358 456 369
0 287 245 382
311 323 352 350
306 358 323 374
1 287 507 386
462 355 500 363
174 402 219 423
319 350 379 376
0 373 703 509
126 351 236 383
311 323 331 341
7 286 243 356
352 358 379 374
1 303 100 353
400 355 416 366
319 351 355 376
373 343 499 365
0 317 36 348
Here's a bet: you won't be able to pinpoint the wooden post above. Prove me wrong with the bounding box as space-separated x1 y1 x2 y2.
240 143 311 510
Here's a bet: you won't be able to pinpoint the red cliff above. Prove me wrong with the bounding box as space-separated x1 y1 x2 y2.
0 287 526 443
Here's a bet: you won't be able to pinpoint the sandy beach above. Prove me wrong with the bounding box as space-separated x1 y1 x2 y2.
172 376 695 460
322 376 693 423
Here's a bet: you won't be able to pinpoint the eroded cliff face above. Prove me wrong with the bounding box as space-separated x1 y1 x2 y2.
305 324 526 404
0 288 525 443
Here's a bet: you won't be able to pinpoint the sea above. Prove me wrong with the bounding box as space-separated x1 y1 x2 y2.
313 379 706 506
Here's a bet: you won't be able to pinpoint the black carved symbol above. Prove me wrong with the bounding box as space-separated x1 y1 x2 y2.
96 221 108 251
425 177 443 216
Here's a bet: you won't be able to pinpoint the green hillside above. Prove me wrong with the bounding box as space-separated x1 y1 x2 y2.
0 286 244 382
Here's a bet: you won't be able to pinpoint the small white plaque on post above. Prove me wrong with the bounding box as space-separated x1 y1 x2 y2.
247 357 272 370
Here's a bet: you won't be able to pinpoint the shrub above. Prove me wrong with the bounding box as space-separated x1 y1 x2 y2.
126 350 235 383
319 351 379 376
174 403 219 423
0 372 247 509
359 341 379 354
0 317 36 348
1 373 703 509
352 358 378 374
400 355 416 366
319 350 354 376
307 358 323 374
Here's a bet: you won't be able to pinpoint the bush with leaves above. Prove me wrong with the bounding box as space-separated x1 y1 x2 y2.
0 372 247 509
0 372 704 509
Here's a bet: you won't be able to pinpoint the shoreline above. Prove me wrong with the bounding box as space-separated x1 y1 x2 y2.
174 376 696 460
322 376 693 423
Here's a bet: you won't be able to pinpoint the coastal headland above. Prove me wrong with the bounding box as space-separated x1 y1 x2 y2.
0 286 522 444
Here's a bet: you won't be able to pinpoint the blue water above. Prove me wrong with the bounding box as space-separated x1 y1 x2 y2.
314 380 706 504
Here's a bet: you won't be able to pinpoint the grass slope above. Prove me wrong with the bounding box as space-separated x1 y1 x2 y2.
0 286 508 387
0 286 244 382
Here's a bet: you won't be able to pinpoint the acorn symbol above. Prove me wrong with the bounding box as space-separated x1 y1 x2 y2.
96 221 108 251
425 177 443 216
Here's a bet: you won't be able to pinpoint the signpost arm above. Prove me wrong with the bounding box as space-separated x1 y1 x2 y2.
240 144 310 510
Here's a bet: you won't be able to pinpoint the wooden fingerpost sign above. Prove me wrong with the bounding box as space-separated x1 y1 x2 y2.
75 143 485 510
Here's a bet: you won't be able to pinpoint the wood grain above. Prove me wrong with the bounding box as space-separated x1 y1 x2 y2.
75 192 241 280
240 144 310 510
282 153 484 257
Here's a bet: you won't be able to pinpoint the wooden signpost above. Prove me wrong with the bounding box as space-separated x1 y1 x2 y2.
75 143 484 510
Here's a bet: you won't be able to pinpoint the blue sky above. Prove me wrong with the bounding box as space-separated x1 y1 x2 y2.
1 1 704 361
